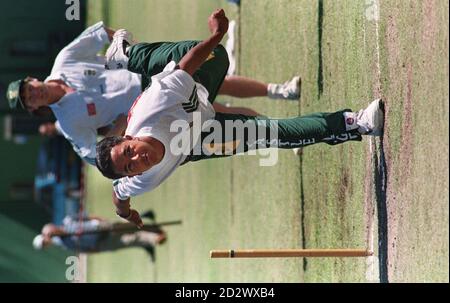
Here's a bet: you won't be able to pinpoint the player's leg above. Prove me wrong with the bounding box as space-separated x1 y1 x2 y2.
213 102 260 116
219 75 301 101
219 75 267 98
96 231 165 252
105 32 300 101
104 30 200 75
132 231 166 246
107 36 261 115
93 233 131 252
185 99 384 163
185 111 358 162
126 41 200 78
121 40 229 100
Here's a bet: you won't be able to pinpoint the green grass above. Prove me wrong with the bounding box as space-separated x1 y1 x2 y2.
85 0 448 282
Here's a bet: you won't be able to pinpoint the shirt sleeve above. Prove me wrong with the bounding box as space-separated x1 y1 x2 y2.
52 21 109 65
113 175 157 201
156 62 196 100
54 121 64 136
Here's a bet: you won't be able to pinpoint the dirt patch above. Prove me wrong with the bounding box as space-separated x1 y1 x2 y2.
387 60 415 281
398 62 414 188
363 143 375 251
379 3 419 280
386 15 400 66
382 127 398 280
337 163 350 205
382 13 399 176
386 15 402 89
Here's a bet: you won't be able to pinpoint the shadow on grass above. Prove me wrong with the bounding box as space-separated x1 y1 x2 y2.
317 0 324 97
299 154 308 271
299 0 325 271
374 137 389 283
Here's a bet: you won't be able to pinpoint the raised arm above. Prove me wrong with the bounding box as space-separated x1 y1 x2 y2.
178 9 229 75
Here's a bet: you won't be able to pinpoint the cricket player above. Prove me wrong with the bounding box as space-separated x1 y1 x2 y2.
6 24 299 166
32 214 166 255
5 22 142 165
95 9 384 227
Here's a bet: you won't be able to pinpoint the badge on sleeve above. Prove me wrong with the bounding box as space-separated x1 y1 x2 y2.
87 103 97 116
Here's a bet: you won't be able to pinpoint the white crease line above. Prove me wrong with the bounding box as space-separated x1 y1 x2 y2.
374 8 382 96
364 0 382 283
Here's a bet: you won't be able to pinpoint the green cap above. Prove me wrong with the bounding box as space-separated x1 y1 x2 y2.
6 79 26 110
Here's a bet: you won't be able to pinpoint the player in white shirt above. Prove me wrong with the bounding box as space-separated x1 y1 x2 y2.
95 9 384 227
6 22 142 165
6 22 283 165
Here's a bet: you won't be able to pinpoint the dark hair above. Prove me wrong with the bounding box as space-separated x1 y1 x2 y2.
96 136 126 179
20 77 55 118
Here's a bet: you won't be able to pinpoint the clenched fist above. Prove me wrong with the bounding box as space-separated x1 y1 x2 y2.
208 8 229 36
119 208 144 228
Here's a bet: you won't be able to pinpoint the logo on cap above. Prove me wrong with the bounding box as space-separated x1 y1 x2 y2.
8 89 18 100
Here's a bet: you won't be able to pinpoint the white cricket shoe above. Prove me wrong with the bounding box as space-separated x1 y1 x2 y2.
268 76 301 100
356 99 385 136
105 29 134 70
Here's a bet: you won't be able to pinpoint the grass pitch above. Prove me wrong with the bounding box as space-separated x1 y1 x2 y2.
85 0 448 282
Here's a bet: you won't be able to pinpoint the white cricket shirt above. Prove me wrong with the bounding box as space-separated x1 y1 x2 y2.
47 21 142 165
113 62 215 200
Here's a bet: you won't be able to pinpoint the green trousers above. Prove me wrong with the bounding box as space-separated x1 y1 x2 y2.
185 111 362 162
126 42 362 162
128 41 229 102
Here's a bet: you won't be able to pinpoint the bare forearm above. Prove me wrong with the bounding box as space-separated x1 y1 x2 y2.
106 115 127 137
113 191 131 217
112 191 143 227
178 32 225 76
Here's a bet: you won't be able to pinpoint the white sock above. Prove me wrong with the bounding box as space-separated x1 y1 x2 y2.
267 83 279 99
344 111 371 134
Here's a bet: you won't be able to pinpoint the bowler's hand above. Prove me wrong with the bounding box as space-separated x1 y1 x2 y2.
126 209 144 228
208 9 229 36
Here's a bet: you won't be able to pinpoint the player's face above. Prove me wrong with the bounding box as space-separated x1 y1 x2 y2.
110 136 161 177
21 79 49 111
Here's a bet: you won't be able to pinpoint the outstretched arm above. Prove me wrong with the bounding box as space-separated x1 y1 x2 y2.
113 191 143 228
178 9 229 76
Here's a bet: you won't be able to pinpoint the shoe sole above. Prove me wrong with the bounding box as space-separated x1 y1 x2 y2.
296 77 301 100
287 76 301 100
